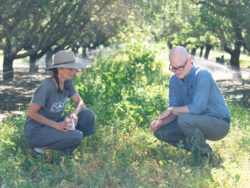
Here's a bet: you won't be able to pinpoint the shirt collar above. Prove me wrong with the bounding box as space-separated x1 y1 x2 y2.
182 65 196 82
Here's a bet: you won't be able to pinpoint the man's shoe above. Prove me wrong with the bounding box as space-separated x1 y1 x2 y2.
32 147 45 156
201 151 213 158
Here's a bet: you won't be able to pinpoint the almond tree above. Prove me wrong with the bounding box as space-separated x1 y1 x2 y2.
0 0 129 80
194 0 250 72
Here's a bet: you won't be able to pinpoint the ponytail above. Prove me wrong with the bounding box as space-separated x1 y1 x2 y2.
51 68 70 92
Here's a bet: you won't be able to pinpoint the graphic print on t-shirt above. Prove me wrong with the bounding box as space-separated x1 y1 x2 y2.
50 97 68 113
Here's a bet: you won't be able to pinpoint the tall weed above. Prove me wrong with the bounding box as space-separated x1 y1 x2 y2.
75 40 168 127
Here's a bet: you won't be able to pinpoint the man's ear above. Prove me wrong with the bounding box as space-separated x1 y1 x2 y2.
188 55 193 65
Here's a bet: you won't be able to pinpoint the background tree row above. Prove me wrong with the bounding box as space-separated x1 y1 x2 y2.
1 0 249 80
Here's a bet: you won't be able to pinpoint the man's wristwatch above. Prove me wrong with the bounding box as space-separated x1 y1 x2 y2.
168 106 174 112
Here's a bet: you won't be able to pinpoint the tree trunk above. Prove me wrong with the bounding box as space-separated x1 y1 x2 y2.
199 46 204 57
204 44 212 59
224 23 243 80
191 48 197 56
45 50 53 69
3 56 14 80
230 49 240 70
230 47 241 80
82 47 87 58
2 36 15 80
29 54 38 73
229 24 242 71
71 45 79 55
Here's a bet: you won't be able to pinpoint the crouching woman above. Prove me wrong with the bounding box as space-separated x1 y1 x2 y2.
24 50 95 156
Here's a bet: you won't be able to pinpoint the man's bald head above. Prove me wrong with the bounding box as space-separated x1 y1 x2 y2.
169 46 189 60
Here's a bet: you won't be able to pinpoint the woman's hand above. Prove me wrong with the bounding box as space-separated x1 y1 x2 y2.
70 113 78 125
53 121 70 132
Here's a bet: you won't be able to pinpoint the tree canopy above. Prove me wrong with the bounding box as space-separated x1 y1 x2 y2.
0 0 128 80
0 0 249 80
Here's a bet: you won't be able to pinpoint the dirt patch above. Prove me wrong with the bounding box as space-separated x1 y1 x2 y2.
217 79 250 109
0 69 49 121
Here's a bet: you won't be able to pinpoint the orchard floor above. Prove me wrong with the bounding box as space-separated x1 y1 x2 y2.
0 64 250 121
0 69 49 121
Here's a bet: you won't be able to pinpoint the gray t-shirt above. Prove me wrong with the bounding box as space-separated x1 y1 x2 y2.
26 78 77 122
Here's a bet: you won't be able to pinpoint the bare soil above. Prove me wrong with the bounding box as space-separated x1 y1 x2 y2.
0 69 50 121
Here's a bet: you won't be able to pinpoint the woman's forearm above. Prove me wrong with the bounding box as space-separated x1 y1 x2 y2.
28 111 57 128
72 100 84 115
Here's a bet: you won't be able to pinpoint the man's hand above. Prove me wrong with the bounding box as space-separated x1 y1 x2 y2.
149 119 162 132
158 108 173 120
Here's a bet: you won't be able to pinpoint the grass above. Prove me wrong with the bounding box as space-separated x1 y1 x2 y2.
0 103 249 187
0 45 249 187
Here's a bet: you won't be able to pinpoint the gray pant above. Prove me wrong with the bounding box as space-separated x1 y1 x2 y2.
24 108 95 154
154 113 230 154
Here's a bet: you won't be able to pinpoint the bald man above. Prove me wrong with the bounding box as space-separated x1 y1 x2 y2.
149 46 230 157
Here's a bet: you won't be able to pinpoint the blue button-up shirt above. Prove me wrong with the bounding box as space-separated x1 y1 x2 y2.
169 66 231 121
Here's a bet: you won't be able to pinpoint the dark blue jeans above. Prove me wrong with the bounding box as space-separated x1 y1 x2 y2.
24 108 95 154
